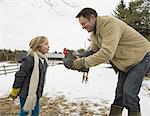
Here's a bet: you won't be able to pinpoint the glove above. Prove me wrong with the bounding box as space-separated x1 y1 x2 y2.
8 94 17 101
145 68 150 77
76 50 92 72
8 88 20 100
63 48 77 69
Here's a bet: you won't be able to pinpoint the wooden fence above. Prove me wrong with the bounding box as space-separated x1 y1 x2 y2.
0 64 20 75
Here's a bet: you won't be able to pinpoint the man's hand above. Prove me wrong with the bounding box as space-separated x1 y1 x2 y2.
145 68 150 77
63 48 90 83
77 50 92 72
63 48 90 73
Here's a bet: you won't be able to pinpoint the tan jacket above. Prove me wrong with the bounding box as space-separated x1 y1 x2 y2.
74 16 150 72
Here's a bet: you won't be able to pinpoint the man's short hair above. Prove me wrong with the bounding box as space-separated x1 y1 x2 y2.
76 7 97 19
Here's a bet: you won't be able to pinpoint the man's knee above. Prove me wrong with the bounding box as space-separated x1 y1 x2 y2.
123 87 131 105
123 87 140 112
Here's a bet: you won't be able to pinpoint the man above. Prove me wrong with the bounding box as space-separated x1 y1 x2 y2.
63 7 150 116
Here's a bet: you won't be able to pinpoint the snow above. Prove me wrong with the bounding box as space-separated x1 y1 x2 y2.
0 62 150 116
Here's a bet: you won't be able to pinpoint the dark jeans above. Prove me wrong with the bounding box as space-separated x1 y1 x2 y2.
19 97 39 116
113 52 150 112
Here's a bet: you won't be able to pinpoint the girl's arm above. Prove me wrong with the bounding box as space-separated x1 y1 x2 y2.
9 56 33 98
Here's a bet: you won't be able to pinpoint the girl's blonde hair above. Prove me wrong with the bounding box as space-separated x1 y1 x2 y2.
29 36 48 51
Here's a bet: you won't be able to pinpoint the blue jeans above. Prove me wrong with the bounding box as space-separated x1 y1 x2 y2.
113 52 150 112
18 97 39 116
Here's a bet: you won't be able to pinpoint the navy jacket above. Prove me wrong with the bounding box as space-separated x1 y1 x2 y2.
13 54 48 98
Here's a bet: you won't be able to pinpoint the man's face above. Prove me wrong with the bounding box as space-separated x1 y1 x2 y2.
78 15 96 32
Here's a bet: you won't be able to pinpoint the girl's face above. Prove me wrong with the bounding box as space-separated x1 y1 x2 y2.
39 39 49 54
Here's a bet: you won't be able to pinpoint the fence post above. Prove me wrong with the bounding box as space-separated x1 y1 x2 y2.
3 65 6 75
16 62 19 70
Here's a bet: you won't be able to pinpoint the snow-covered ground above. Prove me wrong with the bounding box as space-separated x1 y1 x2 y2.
0 62 150 116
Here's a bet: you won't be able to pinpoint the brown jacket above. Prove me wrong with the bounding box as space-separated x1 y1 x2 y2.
74 16 150 72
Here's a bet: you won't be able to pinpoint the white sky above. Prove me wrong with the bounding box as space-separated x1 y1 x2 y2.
0 0 131 52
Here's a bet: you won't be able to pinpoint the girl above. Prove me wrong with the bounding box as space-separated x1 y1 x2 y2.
9 36 49 116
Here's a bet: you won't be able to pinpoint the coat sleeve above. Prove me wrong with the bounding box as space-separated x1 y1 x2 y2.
73 19 123 69
12 56 33 88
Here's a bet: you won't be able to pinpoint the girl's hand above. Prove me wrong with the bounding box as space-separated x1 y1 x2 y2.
8 94 17 101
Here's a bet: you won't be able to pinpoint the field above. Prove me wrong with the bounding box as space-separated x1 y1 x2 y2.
0 62 150 116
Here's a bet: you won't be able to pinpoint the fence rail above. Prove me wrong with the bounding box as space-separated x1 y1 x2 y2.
0 64 20 75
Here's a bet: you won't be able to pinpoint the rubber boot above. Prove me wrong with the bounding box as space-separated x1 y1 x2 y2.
128 111 141 116
109 105 123 116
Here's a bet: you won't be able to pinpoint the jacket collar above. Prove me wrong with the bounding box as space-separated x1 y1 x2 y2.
92 16 101 36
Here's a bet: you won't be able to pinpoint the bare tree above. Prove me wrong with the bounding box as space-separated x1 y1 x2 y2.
1 0 79 15
43 0 78 14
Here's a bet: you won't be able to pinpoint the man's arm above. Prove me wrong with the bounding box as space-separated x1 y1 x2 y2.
72 19 123 69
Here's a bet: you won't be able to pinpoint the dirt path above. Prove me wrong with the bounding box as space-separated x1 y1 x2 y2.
0 96 109 116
